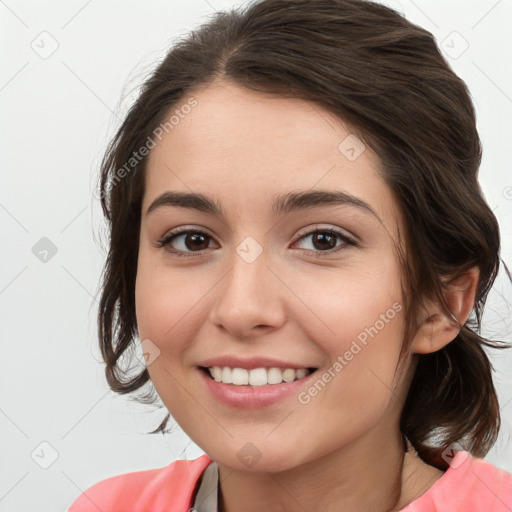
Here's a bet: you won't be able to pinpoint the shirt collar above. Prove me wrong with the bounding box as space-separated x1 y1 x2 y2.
193 460 219 512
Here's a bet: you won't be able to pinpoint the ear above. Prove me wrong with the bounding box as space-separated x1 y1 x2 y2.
411 267 480 355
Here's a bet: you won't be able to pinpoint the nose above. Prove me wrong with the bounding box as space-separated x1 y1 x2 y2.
208 243 286 339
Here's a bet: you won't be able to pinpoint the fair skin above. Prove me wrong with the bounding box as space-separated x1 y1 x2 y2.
135 78 479 511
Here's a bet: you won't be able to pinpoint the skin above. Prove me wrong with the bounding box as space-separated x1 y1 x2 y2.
135 79 479 511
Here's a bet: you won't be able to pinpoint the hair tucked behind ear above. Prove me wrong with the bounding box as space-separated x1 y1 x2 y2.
96 0 511 466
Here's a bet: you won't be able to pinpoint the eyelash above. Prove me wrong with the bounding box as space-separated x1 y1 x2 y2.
155 226 357 258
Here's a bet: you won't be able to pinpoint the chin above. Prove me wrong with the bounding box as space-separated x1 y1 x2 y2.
206 439 309 474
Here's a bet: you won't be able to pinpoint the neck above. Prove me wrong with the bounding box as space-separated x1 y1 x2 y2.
217 428 414 512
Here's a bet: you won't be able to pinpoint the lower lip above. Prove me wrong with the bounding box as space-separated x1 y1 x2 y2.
198 367 318 408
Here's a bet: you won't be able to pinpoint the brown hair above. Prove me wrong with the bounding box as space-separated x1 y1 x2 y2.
96 0 510 469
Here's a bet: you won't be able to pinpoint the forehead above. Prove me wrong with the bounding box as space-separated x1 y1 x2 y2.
143 79 402 235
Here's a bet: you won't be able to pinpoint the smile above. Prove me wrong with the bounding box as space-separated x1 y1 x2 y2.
199 365 319 408
202 366 316 386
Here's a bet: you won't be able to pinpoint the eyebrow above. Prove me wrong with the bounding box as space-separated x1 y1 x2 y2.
145 189 381 221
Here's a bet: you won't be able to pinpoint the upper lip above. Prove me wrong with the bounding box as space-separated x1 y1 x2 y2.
198 356 317 371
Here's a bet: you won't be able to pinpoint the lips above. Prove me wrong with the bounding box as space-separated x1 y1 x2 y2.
197 355 317 371
198 363 319 408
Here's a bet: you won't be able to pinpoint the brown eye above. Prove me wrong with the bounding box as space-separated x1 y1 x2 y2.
182 232 210 251
311 232 337 250
157 229 216 256
294 228 356 255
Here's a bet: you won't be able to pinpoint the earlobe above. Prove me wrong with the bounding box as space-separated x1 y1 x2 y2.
411 267 480 355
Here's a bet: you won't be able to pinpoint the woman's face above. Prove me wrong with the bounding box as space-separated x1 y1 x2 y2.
135 79 410 472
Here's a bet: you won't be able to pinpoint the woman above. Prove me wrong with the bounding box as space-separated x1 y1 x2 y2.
68 0 512 510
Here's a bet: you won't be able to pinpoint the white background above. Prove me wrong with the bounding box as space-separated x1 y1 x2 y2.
1 1 511 510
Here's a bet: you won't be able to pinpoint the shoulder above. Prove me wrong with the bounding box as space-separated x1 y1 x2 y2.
402 450 512 511
67 453 213 512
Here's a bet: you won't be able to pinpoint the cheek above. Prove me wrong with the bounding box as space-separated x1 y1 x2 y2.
293 253 403 344
134 257 206 413
134 253 211 344
292 254 405 394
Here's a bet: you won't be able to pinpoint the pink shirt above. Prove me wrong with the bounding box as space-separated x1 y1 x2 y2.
67 451 512 511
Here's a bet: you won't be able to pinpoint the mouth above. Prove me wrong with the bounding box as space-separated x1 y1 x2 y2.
199 366 318 387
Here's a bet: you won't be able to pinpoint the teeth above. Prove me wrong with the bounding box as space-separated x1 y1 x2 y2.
207 366 311 386
232 368 249 385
